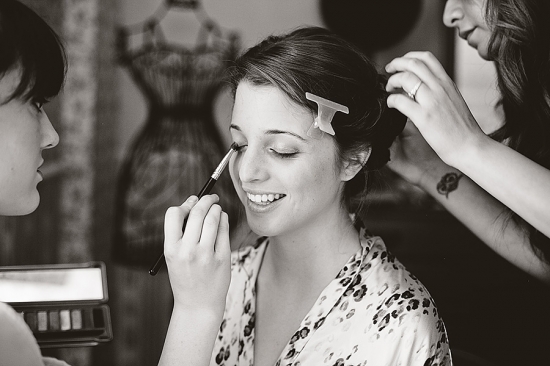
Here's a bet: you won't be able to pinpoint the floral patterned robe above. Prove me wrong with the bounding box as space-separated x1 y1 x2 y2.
210 231 452 366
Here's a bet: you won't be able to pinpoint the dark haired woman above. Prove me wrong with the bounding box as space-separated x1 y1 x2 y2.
386 0 550 283
158 27 452 366
0 1 69 365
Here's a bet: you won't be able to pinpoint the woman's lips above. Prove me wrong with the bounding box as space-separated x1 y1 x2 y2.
244 192 286 213
246 192 286 204
461 28 476 47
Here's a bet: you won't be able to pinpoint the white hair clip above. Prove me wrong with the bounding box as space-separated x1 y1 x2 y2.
306 92 349 138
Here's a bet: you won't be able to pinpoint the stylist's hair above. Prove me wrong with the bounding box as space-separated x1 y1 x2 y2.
485 0 550 262
0 0 67 103
228 26 406 224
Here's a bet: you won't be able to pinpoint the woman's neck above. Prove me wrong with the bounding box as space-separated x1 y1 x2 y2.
260 208 361 293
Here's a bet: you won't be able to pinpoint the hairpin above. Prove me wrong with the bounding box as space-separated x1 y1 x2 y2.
306 92 349 138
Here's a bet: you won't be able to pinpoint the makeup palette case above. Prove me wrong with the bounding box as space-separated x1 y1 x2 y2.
0 261 113 348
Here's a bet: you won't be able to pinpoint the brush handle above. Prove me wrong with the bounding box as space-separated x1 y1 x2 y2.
149 142 236 276
195 177 217 203
148 177 218 276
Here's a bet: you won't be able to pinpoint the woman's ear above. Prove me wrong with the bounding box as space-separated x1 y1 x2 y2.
341 146 371 182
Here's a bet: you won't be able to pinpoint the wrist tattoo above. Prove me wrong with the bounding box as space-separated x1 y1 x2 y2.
436 172 463 198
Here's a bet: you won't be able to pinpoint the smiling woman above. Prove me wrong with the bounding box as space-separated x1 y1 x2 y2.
158 26 452 366
228 83 346 237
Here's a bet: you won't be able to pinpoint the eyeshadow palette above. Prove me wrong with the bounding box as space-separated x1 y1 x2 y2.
0 262 113 348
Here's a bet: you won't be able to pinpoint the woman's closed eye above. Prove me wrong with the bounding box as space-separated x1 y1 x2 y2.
232 143 298 159
270 148 298 159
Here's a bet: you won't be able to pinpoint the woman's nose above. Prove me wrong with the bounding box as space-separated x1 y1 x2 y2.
236 147 268 183
443 0 463 28
41 112 60 149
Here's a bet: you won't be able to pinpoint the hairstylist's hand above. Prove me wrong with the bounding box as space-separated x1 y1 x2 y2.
164 194 231 316
388 119 444 187
385 51 488 168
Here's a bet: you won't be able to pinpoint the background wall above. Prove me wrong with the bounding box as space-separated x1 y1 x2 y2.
454 33 502 133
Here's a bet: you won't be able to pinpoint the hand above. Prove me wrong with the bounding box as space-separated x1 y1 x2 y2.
385 51 489 168
164 194 231 315
388 119 443 187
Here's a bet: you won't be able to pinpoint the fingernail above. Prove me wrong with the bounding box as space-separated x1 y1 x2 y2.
188 196 198 203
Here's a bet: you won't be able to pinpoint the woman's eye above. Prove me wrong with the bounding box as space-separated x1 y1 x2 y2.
232 143 297 158
271 149 298 159
233 144 247 153
32 99 47 111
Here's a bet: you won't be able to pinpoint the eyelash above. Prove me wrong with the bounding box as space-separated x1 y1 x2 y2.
32 98 47 111
233 144 246 152
232 143 298 159
272 150 297 159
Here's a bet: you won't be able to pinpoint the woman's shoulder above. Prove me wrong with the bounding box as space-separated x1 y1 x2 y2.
351 236 452 364
362 235 427 286
0 302 44 365
358 234 444 323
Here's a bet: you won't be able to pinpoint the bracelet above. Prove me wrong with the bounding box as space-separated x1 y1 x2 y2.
436 172 463 198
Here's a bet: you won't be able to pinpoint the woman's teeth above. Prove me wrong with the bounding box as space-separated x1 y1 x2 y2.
247 193 285 204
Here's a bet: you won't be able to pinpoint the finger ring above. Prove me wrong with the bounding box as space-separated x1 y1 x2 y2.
407 80 423 101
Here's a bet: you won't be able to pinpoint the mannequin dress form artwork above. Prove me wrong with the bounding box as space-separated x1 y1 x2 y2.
114 1 240 266
109 2 241 365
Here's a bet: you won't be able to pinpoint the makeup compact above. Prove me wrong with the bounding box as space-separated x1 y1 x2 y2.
0 261 113 348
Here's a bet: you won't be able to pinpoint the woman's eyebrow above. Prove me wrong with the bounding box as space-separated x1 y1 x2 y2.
265 129 307 142
230 124 308 143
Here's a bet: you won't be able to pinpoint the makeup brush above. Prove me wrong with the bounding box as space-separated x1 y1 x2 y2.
149 142 239 276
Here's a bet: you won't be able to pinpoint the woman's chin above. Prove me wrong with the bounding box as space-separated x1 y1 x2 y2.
246 217 279 238
1 196 40 216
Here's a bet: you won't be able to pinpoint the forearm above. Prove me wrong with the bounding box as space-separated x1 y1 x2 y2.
451 136 550 239
419 159 550 283
158 306 222 366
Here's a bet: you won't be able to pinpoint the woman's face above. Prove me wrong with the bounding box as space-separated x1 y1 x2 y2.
443 0 492 60
0 68 59 215
229 82 349 237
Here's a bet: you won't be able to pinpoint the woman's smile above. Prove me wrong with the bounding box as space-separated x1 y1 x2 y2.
243 190 287 213
246 192 286 205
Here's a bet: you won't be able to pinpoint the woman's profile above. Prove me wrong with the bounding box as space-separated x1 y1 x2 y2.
0 1 70 365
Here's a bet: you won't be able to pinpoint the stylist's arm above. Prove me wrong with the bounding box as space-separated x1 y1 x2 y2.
158 194 231 366
385 51 550 282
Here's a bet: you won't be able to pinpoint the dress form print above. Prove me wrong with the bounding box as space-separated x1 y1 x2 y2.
114 3 240 266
